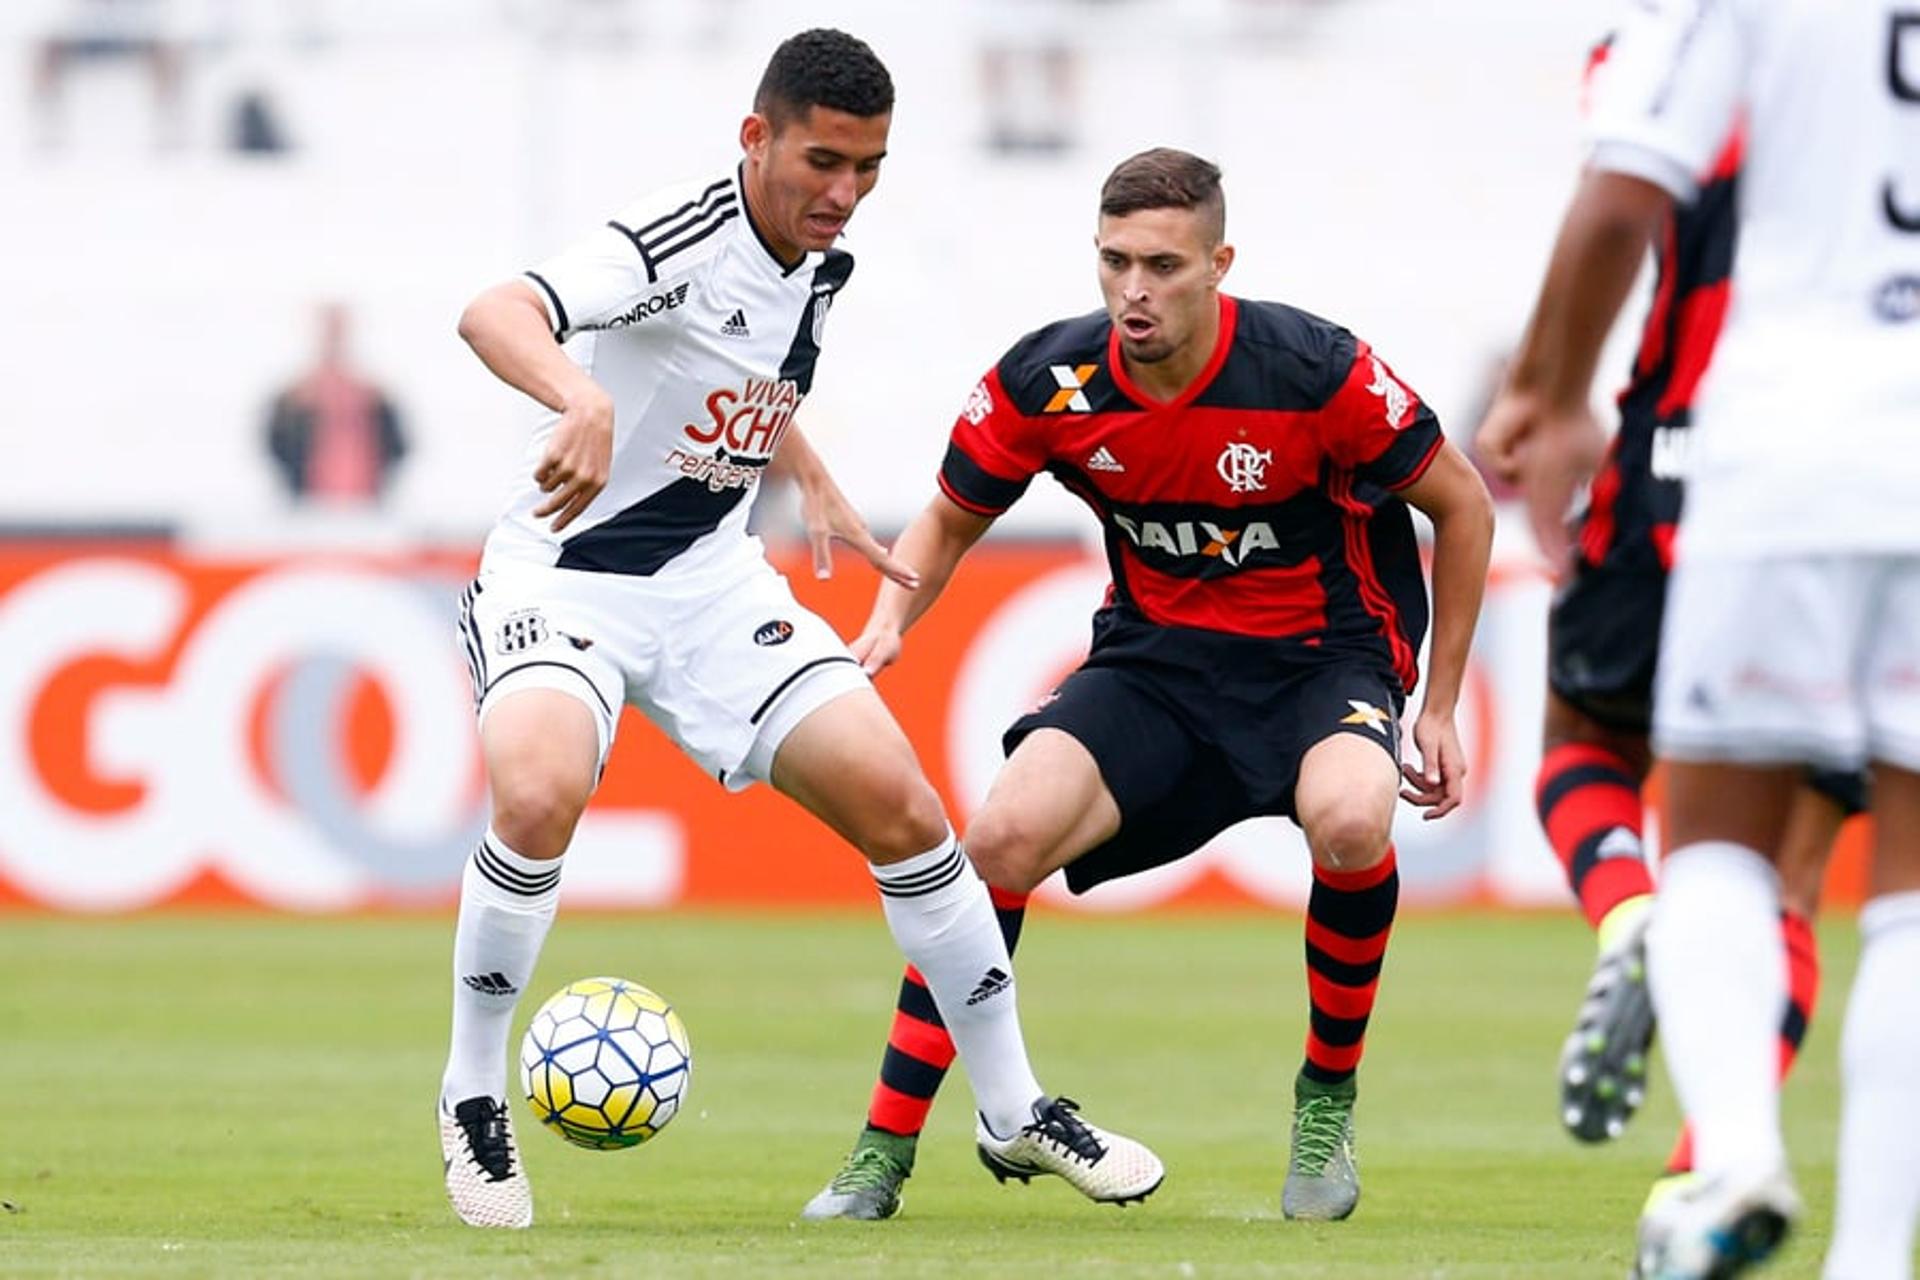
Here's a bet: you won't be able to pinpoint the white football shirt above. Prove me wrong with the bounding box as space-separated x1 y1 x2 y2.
482 165 854 579
1587 0 1920 555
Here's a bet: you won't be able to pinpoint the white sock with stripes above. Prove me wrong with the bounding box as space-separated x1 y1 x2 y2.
870 832 1044 1137
440 831 562 1107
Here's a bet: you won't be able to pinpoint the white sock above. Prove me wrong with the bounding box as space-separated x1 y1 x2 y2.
1824 891 1920 1280
440 830 562 1106
1647 840 1787 1178
870 832 1043 1136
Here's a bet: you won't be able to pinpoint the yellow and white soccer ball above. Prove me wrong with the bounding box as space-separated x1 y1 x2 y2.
519 977 692 1150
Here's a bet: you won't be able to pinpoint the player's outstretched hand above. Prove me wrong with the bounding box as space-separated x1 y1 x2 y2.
1472 387 1536 485
1474 389 1606 570
849 619 904 676
798 476 921 588
533 389 615 532
1399 709 1467 820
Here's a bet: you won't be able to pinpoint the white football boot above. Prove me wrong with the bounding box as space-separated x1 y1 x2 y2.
1633 1164 1799 1279
440 1096 533 1229
975 1096 1164 1206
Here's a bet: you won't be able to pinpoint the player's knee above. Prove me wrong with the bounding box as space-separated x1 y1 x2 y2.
489 770 590 861
1307 804 1393 872
962 812 1049 895
853 773 950 863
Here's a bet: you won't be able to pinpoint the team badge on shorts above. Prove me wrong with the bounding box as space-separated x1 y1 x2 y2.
496 609 549 654
1340 699 1392 735
753 619 794 647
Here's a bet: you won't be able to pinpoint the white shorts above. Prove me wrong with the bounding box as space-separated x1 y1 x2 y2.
1653 553 1920 773
458 558 870 791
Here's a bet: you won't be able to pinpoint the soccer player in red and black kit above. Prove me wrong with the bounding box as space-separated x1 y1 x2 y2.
1475 37 1865 1211
801 148 1494 1224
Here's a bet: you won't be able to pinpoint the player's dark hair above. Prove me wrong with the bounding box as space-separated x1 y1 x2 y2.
754 29 894 131
1099 148 1226 244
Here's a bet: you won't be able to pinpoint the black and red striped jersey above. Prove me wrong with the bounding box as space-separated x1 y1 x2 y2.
1579 39 1740 574
939 294 1444 693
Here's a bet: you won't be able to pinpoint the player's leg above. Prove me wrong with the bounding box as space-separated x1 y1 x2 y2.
1283 711 1403 1223
1826 765 1920 1279
772 688 1163 1207
800 664 1193 1218
1538 557 1667 1141
1656 776 1844 1190
1541 694 1656 934
800 883 1029 1221
440 577 622 1229
1634 554 1864 1277
1826 560 1920 1280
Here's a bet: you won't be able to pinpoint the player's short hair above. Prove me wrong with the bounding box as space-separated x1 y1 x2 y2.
754 29 894 131
1099 148 1227 245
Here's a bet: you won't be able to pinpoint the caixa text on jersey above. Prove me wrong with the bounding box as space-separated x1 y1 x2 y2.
683 377 801 457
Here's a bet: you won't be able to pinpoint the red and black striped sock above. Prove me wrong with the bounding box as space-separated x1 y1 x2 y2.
1662 907 1822 1176
1302 847 1399 1087
864 884 1030 1137
1536 743 1652 931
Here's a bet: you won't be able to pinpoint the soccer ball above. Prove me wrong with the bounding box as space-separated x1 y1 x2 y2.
519 977 692 1150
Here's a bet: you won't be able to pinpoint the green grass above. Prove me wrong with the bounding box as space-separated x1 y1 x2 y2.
0 912 1859 1277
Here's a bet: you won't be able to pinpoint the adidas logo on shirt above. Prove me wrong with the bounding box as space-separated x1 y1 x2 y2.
966 965 1011 1006
1086 447 1126 473
721 309 750 338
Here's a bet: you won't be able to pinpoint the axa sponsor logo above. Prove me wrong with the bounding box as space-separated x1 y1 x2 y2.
1111 513 1281 566
752 619 794 647
605 281 690 328
684 376 800 459
1045 363 1098 413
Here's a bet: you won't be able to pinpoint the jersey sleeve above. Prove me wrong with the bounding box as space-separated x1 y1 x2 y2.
1584 0 1745 202
1319 338 1444 490
523 191 711 342
937 365 1050 516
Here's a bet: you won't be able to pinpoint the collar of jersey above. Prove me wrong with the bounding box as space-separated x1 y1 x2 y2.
1106 293 1239 411
735 162 815 279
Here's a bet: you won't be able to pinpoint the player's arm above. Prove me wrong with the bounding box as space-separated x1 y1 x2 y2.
850 492 994 676
1475 170 1671 563
457 279 613 533
766 426 919 587
1397 440 1496 819
1480 0 1738 563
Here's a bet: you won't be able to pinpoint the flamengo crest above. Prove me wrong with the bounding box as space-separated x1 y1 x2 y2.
1216 441 1273 494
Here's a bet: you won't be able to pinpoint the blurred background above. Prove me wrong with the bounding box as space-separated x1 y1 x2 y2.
8 0 1868 917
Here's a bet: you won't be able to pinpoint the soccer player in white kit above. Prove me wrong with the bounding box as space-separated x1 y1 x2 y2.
1475 2 1920 1276
435 29 1163 1229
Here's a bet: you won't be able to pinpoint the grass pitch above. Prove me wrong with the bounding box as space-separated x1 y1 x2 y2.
0 911 1858 1277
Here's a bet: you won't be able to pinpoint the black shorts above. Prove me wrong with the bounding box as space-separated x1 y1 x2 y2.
1547 559 1667 734
1003 608 1405 894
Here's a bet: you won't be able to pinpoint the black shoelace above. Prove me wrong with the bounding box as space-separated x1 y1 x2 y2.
1024 1097 1107 1164
453 1097 517 1182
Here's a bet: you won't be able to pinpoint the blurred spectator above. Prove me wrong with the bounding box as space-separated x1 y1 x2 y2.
977 0 1084 155
264 305 408 505
31 0 188 152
